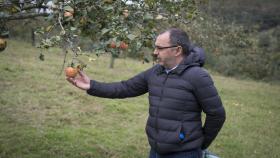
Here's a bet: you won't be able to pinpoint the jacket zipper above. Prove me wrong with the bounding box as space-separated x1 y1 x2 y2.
155 73 169 150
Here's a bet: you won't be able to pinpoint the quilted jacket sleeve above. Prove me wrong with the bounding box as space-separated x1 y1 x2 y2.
189 67 226 149
86 71 148 98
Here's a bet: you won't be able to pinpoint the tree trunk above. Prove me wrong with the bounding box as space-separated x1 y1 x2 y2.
109 54 115 69
31 28 35 46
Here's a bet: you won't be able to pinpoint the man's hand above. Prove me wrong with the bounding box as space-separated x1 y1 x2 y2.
66 70 91 91
202 149 220 158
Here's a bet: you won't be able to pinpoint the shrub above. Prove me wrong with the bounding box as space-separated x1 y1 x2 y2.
183 15 279 80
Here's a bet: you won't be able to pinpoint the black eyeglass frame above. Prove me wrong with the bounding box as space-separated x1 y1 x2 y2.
154 45 179 50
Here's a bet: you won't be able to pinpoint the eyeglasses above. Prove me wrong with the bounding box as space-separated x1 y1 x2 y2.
154 45 179 50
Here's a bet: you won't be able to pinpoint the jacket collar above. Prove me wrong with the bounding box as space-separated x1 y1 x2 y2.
155 46 206 76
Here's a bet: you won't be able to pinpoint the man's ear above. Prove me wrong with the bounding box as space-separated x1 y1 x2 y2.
175 46 183 56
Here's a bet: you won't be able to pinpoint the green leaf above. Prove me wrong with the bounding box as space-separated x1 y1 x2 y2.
136 41 142 49
70 27 77 31
64 6 74 13
55 36 61 41
144 13 153 20
101 28 110 35
45 39 51 44
112 37 117 42
127 34 136 40
46 14 54 21
13 5 21 12
104 6 114 11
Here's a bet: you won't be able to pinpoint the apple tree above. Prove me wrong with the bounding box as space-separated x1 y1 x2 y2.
0 0 201 68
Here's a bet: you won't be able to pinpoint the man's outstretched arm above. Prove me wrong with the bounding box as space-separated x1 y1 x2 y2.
67 70 148 99
86 71 148 98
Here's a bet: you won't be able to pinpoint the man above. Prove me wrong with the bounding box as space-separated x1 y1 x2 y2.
67 28 226 158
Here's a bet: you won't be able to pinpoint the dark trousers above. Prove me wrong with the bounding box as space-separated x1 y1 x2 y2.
149 148 202 158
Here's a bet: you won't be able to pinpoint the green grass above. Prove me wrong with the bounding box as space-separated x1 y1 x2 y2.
1 40 280 158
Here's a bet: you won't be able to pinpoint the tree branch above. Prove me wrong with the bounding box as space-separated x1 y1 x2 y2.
22 5 49 11
0 12 50 20
0 0 37 7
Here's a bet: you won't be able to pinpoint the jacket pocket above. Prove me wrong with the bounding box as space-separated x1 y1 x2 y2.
177 122 189 144
175 123 186 144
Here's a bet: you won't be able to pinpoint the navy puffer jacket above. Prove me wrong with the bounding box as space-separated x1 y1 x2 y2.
87 46 226 154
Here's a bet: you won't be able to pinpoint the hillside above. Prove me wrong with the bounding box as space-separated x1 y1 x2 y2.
204 0 280 30
0 40 280 158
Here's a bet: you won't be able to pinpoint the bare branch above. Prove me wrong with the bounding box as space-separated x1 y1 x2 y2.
0 0 36 7
22 5 48 11
0 12 50 20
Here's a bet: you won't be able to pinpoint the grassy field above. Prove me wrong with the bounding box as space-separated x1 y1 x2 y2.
0 40 280 158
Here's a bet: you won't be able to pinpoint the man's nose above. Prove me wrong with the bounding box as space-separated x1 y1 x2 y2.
152 50 158 59
153 49 158 55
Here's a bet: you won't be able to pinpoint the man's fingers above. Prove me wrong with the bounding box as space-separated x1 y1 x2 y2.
66 77 73 82
78 70 85 77
66 77 76 85
66 74 90 91
78 70 90 81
